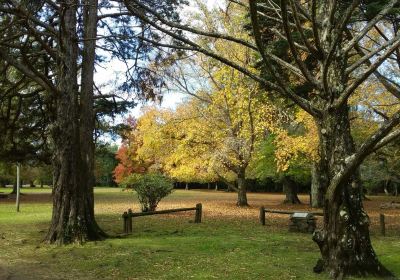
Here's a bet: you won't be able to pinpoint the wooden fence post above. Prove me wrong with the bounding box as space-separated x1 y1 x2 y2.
122 211 128 234
380 213 385 236
128 209 133 233
259 206 265 225
195 203 202 223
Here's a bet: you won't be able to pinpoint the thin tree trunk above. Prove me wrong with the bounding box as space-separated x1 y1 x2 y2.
384 180 390 196
236 169 248 207
312 107 391 278
282 176 301 204
185 183 189 190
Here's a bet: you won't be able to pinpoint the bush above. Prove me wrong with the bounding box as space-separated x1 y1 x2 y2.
122 173 173 212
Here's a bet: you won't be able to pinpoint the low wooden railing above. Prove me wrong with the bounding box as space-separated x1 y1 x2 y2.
258 206 323 225
259 207 389 236
122 203 202 234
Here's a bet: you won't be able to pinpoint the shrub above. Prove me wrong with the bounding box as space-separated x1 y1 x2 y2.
122 173 173 212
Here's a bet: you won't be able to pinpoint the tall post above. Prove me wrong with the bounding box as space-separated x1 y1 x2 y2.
122 211 128 234
195 203 202 223
380 214 385 236
127 209 133 233
16 163 21 212
259 206 265 225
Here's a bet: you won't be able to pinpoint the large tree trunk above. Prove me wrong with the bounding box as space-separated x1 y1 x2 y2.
311 163 325 208
312 107 392 278
282 176 301 204
236 169 248 207
45 0 104 244
79 0 106 239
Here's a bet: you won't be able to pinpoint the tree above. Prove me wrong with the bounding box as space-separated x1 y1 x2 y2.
94 144 118 186
248 117 316 205
121 173 173 212
123 0 400 277
156 5 282 205
0 0 186 244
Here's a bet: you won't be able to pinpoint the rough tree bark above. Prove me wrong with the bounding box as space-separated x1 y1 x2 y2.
282 176 301 204
236 168 248 206
79 0 106 239
311 163 325 208
312 107 391 278
46 0 105 244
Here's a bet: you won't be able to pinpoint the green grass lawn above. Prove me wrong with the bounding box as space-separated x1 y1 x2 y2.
0 187 399 279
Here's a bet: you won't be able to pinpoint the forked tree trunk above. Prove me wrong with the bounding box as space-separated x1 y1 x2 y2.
312 107 392 278
237 169 248 207
282 176 301 204
45 0 105 244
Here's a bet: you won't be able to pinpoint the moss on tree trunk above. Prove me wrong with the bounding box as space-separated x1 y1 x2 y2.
312 107 392 278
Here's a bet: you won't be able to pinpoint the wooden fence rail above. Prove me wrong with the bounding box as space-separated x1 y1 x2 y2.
122 203 202 234
259 207 388 237
259 206 324 226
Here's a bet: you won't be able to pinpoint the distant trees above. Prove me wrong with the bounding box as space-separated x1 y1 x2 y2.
122 0 400 277
94 144 118 187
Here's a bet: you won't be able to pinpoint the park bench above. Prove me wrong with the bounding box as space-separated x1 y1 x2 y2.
122 203 203 234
